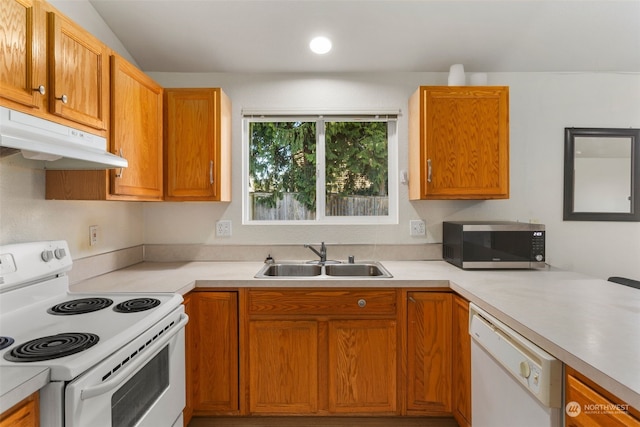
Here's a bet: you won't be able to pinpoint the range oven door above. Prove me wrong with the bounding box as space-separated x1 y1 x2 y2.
64 309 188 427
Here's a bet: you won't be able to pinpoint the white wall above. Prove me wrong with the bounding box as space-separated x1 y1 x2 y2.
145 71 640 280
0 0 144 259
2 1 638 281
0 155 144 258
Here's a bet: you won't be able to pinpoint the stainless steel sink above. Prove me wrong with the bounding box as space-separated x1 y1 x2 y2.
254 261 392 278
257 263 322 277
324 263 392 277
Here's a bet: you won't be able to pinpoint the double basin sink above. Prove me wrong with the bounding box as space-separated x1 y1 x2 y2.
255 261 393 278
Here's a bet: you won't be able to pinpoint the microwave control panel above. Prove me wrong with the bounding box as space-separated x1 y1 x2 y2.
531 231 545 262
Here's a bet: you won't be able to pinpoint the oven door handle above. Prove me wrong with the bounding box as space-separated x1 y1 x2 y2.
80 313 188 401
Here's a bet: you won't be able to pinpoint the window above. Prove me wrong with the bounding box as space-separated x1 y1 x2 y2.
243 114 398 224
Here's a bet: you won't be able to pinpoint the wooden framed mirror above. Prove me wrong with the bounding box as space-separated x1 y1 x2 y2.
564 127 640 221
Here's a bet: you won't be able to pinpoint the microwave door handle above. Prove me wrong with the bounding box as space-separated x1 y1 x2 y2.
80 313 188 401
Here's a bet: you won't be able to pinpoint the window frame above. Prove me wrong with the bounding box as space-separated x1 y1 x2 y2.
242 113 398 225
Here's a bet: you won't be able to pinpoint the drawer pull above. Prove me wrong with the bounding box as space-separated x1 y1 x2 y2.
357 299 367 308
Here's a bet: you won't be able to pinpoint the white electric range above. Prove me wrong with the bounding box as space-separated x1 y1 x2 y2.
0 241 188 427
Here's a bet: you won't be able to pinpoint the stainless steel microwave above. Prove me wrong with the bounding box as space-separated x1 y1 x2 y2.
443 221 545 269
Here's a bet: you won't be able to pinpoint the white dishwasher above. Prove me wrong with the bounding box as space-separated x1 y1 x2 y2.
469 303 563 427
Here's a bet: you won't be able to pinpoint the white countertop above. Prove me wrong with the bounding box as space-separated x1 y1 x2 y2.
0 366 49 413
4 260 638 413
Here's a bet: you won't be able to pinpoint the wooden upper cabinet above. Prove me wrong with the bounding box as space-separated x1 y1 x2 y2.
46 54 163 201
409 86 509 200
47 10 109 131
406 291 452 414
164 88 231 201
109 55 163 200
0 0 46 110
1 0 109 135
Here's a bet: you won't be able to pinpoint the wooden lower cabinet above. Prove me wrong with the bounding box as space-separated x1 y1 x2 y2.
185 288 467 420
184 291 239 423
328 319 397 414
246 289 398 415
248 320 319 414
565 366 640 427
0 392 39 427
406 291 452 414
452 294 471 427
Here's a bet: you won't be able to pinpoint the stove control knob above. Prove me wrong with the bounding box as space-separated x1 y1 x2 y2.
519 361 531 379
54 248 67 260
41 250 54 262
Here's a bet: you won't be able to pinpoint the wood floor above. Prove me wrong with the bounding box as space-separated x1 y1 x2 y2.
188 416 459 427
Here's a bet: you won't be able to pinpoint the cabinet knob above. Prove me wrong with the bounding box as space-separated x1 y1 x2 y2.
357 299 367 308
34 85 46 95
56 94 68 104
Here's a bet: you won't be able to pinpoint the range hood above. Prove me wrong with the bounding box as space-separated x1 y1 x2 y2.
0 107 127 170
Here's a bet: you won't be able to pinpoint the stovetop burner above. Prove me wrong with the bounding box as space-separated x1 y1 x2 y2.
0 336 14 350
48 297 114 315
114 298 161 313
4 332 99 362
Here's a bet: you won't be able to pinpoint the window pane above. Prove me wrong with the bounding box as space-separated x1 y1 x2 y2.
325 122 389 216
249 121 316 220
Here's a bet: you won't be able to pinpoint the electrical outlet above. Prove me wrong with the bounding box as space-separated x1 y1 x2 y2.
410 219 426 236
89 225 99 246
216 220 232 237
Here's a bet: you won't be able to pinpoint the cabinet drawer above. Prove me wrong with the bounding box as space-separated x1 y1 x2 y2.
248 289 396 316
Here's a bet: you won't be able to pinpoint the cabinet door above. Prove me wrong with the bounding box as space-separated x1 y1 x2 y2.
109 55 163 200
406 292 452 414
182 294 194 426
452 295 471 427
0 0 46 109
164 88 231 201
190 292 239 415
248 320 318 414
409 86 509 200
565 367 640 427
48 11 108 130
328 319 397 413
0 392 38 427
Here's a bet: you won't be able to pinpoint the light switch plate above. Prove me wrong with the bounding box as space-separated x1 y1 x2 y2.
89 225 99 246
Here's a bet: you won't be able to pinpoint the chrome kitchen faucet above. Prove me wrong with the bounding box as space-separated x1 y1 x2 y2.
304 242 327 264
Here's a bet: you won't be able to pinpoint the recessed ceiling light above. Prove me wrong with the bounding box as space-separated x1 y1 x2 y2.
310 36 332 55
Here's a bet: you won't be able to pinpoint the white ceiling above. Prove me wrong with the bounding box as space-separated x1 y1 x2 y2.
87 0 640 74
